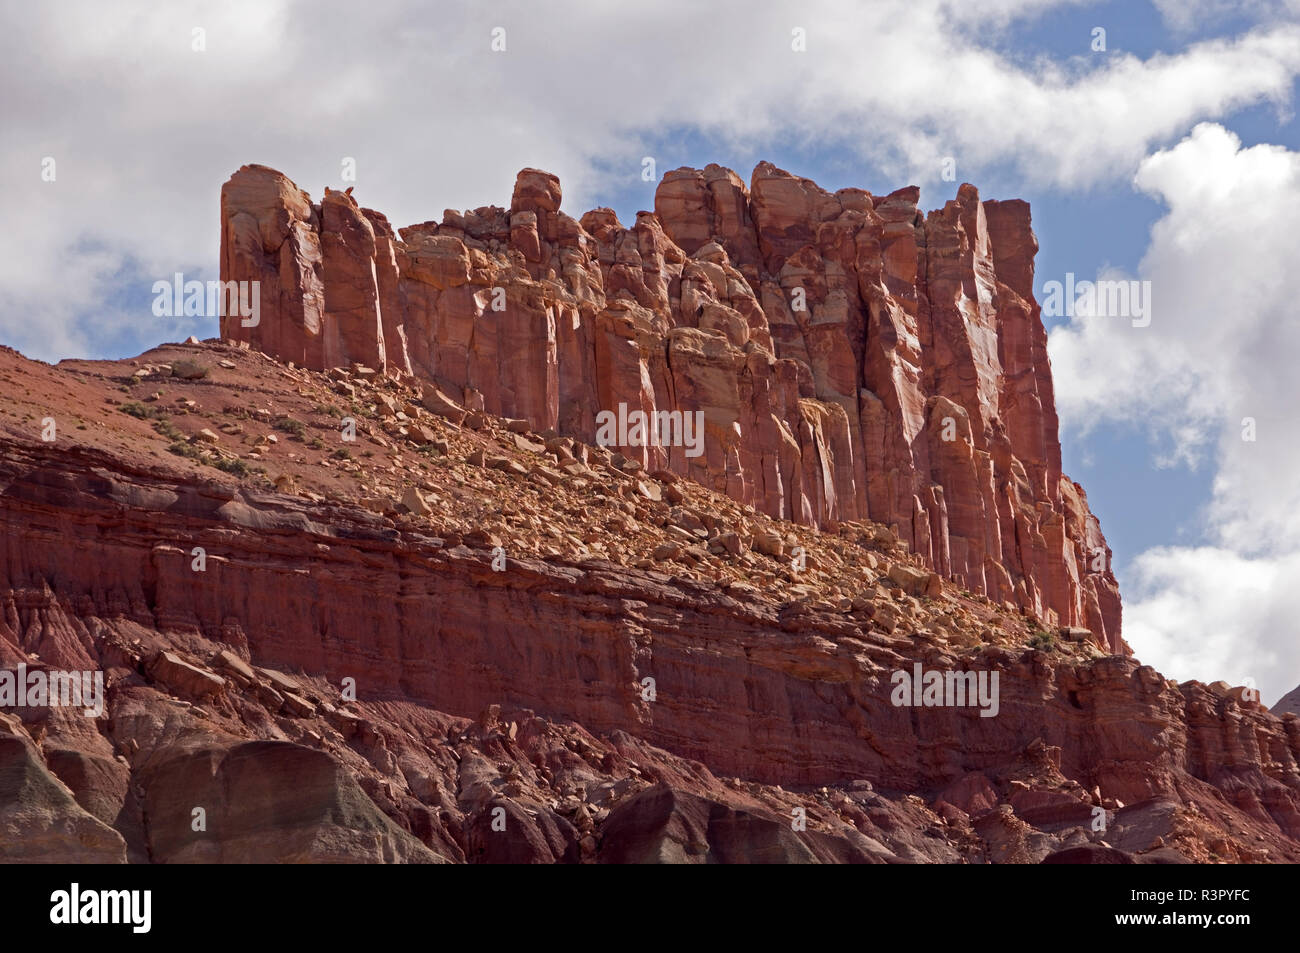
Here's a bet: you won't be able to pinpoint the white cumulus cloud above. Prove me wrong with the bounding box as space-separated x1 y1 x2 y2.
1051 123 1300 705
3 0 1300 359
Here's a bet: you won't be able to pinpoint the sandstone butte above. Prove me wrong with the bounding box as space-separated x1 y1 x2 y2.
220 162 1123 654
0 162 1291 864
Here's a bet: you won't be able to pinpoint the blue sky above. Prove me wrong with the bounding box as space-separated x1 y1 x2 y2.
3 0 1299 702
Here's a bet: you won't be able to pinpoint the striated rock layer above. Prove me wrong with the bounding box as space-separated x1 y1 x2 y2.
0 342 1295 862
220 163 1122 651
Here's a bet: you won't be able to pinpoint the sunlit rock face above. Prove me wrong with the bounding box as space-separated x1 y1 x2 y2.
220 161 1121 649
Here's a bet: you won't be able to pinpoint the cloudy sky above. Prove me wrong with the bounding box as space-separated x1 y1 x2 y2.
3 0 1298 704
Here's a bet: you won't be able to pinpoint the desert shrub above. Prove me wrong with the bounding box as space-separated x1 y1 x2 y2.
119 401 163 420
166 441 203 461
1028 627 1055 651
273 417 307 438
169 359 210 380
214 456 251 476
153 420 184 441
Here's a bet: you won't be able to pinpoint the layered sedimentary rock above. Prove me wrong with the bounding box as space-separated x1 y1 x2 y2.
220 163 1122 650
0 341 1295 862
0 420 1297 862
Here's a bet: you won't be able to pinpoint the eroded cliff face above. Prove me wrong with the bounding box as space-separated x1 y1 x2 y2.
219 163 1122 652
0 342 1295 863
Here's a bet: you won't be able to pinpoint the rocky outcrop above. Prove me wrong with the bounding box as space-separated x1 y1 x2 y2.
4 439 1291 807
0 341 1295 862
0 715 127 862
220 163 1122 651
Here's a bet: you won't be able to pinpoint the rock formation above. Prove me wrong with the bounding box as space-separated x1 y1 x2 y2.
2 161 1292 864
0 339 1295 863
219 163 1123 652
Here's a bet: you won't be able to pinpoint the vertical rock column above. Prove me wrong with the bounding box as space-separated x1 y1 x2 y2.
219 164 325 367
319 189 387 373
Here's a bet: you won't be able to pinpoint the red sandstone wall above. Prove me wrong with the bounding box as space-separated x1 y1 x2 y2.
219 162 1122 648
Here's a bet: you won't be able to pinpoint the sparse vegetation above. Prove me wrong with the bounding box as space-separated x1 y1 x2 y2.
169 359 210 380
118 401 164 420
164 435 259 478
153 420 184 441
166 441 203 461
1028 624 1056 652
214 456 252 476
273 417 307 438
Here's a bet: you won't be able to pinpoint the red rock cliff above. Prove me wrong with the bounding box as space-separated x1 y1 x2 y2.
220 163 1122 651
